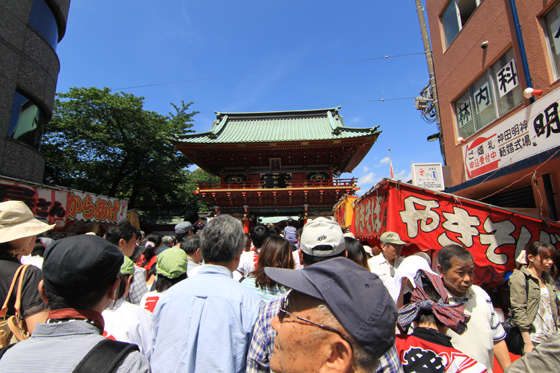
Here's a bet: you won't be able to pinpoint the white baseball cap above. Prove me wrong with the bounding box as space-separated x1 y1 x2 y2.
301 217 345 257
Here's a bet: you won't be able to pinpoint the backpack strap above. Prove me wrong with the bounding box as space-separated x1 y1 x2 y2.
72 339 139 373
0 343 16 360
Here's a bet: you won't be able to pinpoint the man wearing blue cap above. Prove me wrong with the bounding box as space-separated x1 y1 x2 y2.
0 235 149 372
266 257 397 373
246 218 403 373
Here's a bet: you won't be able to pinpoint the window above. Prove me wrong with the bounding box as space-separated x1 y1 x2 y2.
442 0 482 49
28 0 59 50
8 92 45 149
544 3 560 80
455 49 523 138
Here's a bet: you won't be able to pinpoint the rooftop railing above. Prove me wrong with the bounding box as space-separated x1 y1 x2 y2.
196 178 357 190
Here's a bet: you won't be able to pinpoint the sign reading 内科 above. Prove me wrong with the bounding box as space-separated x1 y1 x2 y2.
411 163 445 191
462 85 560 180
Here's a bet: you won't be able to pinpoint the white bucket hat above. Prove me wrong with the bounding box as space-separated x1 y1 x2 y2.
0 200 55 244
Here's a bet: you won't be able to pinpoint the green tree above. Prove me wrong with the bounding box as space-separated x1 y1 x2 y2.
42 87 209 208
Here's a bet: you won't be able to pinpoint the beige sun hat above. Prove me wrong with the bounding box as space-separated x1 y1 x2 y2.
0 200 55 244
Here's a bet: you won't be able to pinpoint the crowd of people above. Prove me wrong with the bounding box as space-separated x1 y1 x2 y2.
0 199 560 372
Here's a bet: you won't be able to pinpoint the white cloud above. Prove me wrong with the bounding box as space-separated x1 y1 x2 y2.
357 172 375 186
362 166 369 173
393 170 412 181
350 116 362 123
374 157 390 168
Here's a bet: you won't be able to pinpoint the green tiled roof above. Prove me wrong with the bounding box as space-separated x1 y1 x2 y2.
174 107 380 144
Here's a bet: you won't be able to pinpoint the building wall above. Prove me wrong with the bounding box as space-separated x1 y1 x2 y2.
0 0 70 182
426 0 560 218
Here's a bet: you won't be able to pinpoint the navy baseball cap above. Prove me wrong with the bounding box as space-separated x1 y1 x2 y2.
43 235 124 297
265 257 397 359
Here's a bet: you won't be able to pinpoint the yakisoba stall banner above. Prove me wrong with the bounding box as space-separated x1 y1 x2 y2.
0 178 128 228
350 179 560 285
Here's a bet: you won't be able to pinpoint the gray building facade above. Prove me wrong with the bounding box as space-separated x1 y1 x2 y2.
0 0 70 182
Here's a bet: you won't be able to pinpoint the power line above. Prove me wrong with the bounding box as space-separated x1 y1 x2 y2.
113 52 425 90
196 97 417 114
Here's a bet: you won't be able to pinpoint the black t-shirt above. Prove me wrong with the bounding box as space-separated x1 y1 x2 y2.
0 253 47 318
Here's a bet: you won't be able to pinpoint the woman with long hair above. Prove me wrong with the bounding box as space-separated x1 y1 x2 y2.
136 233 162 280
344 237 370 270
509 241 559 354
241 235 294 301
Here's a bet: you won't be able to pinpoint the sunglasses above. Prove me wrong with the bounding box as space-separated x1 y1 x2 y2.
279 298 354 353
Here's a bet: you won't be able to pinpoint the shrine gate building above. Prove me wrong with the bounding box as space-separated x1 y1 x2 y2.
174 107 380 231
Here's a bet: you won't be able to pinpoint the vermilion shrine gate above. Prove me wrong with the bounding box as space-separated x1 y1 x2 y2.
174 107 380 231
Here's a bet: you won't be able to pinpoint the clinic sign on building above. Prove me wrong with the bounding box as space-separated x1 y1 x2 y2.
462 85 560 180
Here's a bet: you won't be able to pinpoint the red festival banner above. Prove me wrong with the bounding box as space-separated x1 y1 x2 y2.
349 179 560 285
0 178 128 229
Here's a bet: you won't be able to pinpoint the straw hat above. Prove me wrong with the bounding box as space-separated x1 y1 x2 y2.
0 201 55 244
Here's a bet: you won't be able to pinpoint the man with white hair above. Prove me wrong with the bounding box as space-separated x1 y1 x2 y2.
151 215 263 373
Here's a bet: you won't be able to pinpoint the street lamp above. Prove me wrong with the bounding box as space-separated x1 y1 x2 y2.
427 133 440 142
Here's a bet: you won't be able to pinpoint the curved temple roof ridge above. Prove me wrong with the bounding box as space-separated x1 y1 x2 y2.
175 107 381 144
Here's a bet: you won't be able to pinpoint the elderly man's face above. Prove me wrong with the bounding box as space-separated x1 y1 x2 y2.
439 257 474 297
381 242 402 262
270 292 335 373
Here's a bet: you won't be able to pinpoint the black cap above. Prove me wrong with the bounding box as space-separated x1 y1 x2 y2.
43 235 124 297
265 257 397 359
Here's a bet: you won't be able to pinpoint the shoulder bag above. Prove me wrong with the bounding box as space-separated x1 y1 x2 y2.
0 264 31 348
503 274 529 355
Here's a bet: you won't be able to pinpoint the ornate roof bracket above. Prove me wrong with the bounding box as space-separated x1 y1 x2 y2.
327 110 341 135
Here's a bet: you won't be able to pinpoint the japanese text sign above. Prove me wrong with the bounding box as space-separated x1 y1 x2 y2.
411 163 445 191
350 180 560 285
462 85 560 180
496 59 519 97
0 179 128 228
474 81 492 114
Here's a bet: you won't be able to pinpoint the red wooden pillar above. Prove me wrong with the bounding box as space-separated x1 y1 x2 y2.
243 205 250 233
303 204 309 225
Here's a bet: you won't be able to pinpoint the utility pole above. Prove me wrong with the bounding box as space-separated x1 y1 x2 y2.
414 0 446 165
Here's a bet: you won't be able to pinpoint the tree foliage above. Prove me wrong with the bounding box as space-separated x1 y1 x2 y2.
42 87 216 208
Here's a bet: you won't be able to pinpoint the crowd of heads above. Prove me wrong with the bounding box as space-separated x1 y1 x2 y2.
3 196 560 373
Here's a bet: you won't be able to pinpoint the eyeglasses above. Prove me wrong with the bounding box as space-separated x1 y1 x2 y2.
279 298 354 353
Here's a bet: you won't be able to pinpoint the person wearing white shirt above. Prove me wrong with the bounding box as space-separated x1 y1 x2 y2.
367 231 406 292
438 244 511 373
103 256 152 358
237 224 271 277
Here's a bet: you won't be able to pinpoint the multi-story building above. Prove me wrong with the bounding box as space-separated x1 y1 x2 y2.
0 0 70 182
426 0 560 220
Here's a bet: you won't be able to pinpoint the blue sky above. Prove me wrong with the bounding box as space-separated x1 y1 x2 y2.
55 0 442 195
